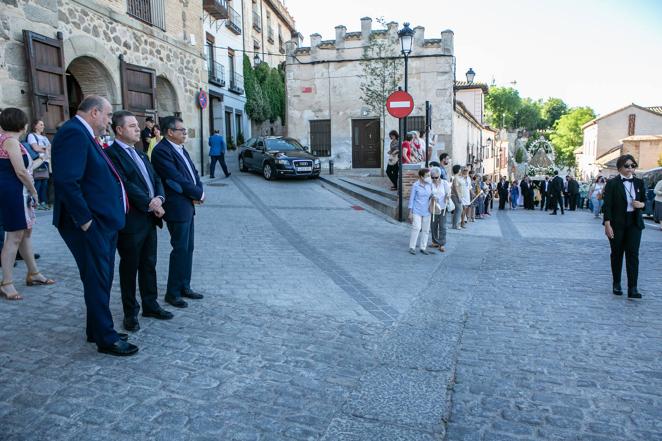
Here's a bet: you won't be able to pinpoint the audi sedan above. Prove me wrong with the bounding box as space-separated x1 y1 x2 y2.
238 136 321 180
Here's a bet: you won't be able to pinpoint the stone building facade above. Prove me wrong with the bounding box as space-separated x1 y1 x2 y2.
0 0 208 168
243 0 297 68
285 17 454 170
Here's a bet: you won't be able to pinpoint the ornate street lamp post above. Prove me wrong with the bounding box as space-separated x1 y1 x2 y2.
466 68 475 84
397 22 414 222
253 53 261 67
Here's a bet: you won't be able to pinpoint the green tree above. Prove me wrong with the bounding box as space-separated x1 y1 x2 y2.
514 98 542 132
485 87 521 129
515 147 525 163
359 19 402 171
549 107 595 167
243 55 268 123
540 97 568 129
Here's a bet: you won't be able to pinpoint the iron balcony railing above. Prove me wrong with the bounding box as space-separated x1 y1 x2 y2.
202 0 229 20
127 0 166 31
226 5 241 35
252 10 261 31
208 61 225 87
229 72 244 95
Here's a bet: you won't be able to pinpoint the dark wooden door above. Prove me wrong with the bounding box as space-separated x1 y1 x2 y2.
23 30 69 136
120 56 156 150
352 119 380 168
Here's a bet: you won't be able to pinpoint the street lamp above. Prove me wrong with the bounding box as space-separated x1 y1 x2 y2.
253 53 261 67
466 68 475 84
397 22 415 222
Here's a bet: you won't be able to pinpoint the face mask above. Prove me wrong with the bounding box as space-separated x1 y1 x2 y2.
424 177 432 184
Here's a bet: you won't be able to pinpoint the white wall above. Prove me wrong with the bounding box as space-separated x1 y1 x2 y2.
596 106 662 156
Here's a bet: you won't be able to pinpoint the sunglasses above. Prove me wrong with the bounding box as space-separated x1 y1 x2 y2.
623 163 637 169
431 177 440 180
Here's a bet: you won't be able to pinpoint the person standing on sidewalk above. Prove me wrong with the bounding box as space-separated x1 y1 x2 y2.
568 176 580 210
540 176 550 210
550 171 564 215
408 168 433 255
497 176 509 210
654 178 662 230
602 154 645 298
386 130 399 191
450 165 463 229
590 176 606 218
429 167 449 252
208 130 230 179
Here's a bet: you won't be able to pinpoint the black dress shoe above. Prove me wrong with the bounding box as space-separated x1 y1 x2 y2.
628 287 642 299
142 307 174 320
613 284 623 296
98 340 139 356
182 289 204 299
165 296 188 308
123 317 140 332
87 333 128 343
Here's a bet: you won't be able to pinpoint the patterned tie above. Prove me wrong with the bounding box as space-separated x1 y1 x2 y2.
95 139 129 213
127 147 154 199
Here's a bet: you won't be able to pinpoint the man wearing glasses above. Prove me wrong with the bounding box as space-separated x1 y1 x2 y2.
151 116 205 309
602 154 645 299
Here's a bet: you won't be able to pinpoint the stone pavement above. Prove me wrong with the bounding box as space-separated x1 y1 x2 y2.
1 160 661 440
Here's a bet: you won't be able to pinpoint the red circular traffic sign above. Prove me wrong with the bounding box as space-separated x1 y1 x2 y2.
198 90 208 110
386 90 414 118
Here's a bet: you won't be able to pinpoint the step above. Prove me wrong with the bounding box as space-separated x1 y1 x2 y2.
336 177 398 201
320 176 398 219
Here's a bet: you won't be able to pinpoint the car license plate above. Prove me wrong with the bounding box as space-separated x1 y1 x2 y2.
296 166 312 172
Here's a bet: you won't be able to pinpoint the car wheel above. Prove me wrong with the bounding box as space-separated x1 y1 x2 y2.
263 162 274 180
239 156 248 172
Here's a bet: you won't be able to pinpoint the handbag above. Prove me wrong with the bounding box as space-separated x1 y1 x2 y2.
429 197 442 215
33 162 50 180
446 197 455 213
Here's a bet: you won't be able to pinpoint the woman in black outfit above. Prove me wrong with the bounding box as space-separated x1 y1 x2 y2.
602 154 646 298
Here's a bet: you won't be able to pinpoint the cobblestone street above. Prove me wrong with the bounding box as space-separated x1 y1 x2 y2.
1 159 661 440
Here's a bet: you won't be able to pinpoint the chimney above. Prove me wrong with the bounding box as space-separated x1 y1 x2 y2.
360 17 372 42
310 33 322 48
441 29 454 55
386 21 399 41
414 26 425 47
335 25 346 48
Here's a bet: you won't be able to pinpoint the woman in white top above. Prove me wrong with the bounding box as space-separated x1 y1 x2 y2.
429 167 450 252
590 176 606 218
459 167 471 227
654 178 662 230
27 119 51 209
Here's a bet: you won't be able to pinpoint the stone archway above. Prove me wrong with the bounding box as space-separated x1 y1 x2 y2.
66 56 119 114
156 75 180 118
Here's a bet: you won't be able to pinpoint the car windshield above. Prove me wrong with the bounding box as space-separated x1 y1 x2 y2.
265 138 303 152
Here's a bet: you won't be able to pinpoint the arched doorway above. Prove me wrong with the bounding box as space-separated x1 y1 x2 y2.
66 56 119 114
156 75 180 119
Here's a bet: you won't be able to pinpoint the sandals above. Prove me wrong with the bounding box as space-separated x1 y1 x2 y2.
26 272 55 286
0 281 22 301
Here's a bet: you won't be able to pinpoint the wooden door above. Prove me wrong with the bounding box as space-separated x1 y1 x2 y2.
23 30 69 136
351 119 380 168
120 55 156 149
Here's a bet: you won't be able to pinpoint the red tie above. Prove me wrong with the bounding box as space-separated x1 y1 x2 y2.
95 140 129 213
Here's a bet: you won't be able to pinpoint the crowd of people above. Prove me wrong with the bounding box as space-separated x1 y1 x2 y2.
0 96 206 356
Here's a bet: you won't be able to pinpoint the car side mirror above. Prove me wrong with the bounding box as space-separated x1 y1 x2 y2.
303 145 311 153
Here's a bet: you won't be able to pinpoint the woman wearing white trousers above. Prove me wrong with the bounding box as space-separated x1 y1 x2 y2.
408 168 434 255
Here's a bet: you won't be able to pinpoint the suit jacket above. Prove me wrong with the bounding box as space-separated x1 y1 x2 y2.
568 179 580 194
52 117 125 232
541 180 550 195
602 176 645 230
150 138 204 223
551 176 564 194
497 181 509 195
106 142 165 233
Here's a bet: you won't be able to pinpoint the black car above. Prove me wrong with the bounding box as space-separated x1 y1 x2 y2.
238 136 321 180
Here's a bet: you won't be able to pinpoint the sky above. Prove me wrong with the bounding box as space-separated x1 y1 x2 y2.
282 0 662 116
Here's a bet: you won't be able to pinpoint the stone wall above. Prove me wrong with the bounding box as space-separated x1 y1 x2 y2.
0 0 209 168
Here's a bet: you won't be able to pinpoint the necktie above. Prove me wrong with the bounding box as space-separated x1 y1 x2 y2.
127 147 154 199
621 177 634 183
96 140 129 213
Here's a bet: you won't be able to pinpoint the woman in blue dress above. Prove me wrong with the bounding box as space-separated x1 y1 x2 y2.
0 108 54 300
510 179 520 209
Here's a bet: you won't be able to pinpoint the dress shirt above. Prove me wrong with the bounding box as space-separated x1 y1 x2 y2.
408 181 433 216
167 139 196 183
620 174 635 212
115 139 155 199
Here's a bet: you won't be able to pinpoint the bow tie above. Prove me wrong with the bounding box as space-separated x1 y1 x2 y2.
621 177 634 183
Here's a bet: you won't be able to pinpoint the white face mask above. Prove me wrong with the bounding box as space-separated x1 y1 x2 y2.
424 177 432 184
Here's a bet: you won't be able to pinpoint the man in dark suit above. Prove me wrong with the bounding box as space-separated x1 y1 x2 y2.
52 96 138 356
140 116 154 152
567 176 580 210
151 116 205 308
540 176 550 210
603 154 645 298
106 111 174 332
550 171 565 215
497 176 509 210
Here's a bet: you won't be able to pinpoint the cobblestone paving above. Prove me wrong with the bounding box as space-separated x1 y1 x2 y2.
1 156 661 440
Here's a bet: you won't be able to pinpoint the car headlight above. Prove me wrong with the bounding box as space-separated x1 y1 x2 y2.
276 159 290 165
314 159 320 164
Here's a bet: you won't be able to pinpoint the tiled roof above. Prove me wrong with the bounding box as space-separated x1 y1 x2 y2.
454 81 489 93
648 106 662 115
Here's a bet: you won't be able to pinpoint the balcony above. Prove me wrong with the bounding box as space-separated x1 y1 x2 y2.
278 36 285 54
208 61 225 87
252 11 261 31
229 72 244 95
267 27 274 43
127 0 166 31
203 0 228 20
225 5 242 35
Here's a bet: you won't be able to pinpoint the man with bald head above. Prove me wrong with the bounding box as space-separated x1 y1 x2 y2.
52 95 138 356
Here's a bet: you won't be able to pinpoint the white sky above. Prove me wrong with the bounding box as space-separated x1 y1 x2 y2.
282 0 662 115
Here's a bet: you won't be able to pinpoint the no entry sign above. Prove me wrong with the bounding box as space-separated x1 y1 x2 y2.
386 90 414 118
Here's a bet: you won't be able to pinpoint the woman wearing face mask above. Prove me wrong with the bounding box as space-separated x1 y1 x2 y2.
408 168 434 255
429 167 449 252
602 155 646 299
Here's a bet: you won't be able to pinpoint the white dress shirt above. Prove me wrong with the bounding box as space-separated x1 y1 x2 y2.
167 139 196 183
115 139 155 199
619 174 635 212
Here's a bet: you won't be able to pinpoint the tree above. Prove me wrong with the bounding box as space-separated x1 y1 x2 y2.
515 147 525 163
359 19 402 172
485 87 521 129
514 98 542 132
540 97 568 130
549 107 595 167
244 55 268 123
243 55 286 125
